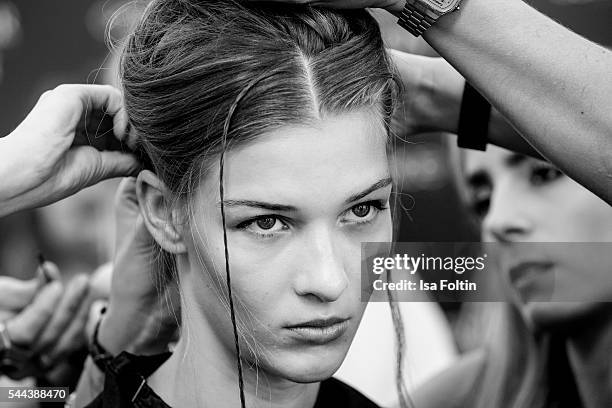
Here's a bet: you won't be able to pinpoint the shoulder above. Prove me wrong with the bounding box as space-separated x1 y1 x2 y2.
412 348 487 408
316 377 380 408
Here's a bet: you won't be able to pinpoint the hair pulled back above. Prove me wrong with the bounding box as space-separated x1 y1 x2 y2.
120 3 407 406
121 0 399 197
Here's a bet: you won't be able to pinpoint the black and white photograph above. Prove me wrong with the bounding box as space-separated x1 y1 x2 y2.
0 0 611 407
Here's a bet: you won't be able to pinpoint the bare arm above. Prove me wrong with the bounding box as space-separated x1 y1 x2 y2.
389 50 539 158
256 0 612 203
423 0 612 203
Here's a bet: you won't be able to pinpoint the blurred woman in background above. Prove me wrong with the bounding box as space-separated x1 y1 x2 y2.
414 145 612 408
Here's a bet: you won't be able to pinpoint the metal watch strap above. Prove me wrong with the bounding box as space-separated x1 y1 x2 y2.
398 3 437 37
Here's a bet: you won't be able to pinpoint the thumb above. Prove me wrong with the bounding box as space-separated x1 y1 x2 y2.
0 276 42 311
95 150 142 181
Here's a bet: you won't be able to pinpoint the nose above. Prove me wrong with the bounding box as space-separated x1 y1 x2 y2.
482 183 534 243
294 224 348 303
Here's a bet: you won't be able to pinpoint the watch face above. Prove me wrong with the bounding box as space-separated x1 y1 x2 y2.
420 0 461 13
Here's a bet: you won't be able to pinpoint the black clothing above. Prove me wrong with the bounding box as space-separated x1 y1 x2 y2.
85 352 379 408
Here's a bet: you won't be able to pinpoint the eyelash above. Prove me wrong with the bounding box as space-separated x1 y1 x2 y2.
529 165 563 185
468 165 563 218
235 200 389 239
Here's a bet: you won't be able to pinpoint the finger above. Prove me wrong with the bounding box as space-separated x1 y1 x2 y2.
113 108 137 150
60 84 128 151
0 277 41 311
63 146 140 188
97 150 142 180
34 275 89 353
114 178 143 249
54 84 123 118
114 177 139 214
6 281 63 345
40 261 61 282
44 287 92 366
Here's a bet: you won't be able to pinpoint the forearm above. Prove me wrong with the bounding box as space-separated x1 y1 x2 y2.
424 0 612 203
396 53 539 157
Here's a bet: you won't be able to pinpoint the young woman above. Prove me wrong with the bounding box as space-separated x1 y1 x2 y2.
84 1 404 407
414 145 612 408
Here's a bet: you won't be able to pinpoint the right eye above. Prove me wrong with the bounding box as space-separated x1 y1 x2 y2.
236 215 289 239
468 185 491 218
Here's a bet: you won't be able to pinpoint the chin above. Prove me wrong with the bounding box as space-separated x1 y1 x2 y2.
521 301 600 331
265 343 350 383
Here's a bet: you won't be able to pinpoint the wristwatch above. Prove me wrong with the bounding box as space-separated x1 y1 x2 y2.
398 0 463 37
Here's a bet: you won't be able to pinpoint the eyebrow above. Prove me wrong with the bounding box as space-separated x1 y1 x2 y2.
219 177 393 211
505 153 527 167
343 177 393 204
220 200 296 212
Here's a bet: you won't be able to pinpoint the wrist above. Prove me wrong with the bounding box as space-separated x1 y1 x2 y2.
384 0 406 17
99 304 171 356
428 58 464 134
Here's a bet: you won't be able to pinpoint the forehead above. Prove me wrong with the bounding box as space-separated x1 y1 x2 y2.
201 111 389 207
463 145 529 176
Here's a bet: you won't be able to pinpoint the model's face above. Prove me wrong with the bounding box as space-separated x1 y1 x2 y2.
463 146 612 328
181 111 392 382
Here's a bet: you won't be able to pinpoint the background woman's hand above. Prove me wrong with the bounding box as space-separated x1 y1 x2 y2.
0 84 140 217
98 177 179 356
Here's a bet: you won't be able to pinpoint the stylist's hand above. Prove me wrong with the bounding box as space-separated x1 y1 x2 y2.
249 0 404 13
1 264 92 384
0 84 140 218
98 178 179 356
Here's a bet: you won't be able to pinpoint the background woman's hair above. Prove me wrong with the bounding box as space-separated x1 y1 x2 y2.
447 145 552 408
120 0 408 406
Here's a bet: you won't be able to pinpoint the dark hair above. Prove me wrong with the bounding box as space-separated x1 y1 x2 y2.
120 1 404 406
122 0 399 197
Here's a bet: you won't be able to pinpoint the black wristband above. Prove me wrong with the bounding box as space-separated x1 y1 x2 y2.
89 306 114 371
457 82 491 151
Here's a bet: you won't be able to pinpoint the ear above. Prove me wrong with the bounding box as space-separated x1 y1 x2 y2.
136 170 187 254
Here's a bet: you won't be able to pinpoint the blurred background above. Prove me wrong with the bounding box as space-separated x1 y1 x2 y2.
0 0 610 360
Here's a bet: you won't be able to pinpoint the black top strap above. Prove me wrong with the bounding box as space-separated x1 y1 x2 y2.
87 351 379 408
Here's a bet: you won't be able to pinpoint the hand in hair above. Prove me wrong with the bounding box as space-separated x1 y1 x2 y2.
0 84 140 218
97 177 179 357
248 0 404 14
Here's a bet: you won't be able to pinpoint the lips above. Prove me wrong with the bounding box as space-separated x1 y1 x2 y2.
508 261 554 298
285 317 350 345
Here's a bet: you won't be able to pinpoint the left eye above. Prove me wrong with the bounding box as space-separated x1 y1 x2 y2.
530 166 563 186
342 201 387 225
352 204 371 218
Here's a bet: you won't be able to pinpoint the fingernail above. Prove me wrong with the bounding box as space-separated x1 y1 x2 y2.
36 252 52 283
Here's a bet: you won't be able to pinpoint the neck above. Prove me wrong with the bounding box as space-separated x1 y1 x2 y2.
147 312 320 408
562 306 612 408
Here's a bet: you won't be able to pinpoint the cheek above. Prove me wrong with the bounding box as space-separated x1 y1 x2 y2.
536 182 612 241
